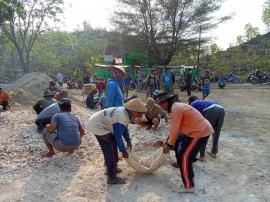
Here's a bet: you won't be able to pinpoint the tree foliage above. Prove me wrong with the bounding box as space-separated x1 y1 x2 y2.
262 0 270 31
0 0 64 73
244 23 260 41
112 0 230 65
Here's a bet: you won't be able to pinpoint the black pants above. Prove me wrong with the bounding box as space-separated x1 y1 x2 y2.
186 84 191 96
1 100 9 110
174 135 209 188
35 117 52 131
200 107 225 156
95 134 118 178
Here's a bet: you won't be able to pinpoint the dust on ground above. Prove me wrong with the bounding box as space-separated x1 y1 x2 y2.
0 83 270 202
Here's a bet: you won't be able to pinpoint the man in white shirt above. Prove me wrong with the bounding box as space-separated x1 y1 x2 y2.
87 98 147 184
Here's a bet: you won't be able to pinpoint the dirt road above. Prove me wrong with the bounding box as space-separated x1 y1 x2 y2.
0 84 269 202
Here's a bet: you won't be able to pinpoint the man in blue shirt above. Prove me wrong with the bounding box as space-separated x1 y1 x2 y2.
188 96 225 161
42 99 85 157
35 102 60 132
162 68 172 93
106 66 126 108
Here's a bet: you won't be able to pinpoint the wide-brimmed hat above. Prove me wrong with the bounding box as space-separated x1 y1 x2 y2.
154 92 177 103
111 65 126 74
83 84 97 94
124 98 147 113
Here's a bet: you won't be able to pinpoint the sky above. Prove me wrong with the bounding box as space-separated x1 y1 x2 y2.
63 0 267 50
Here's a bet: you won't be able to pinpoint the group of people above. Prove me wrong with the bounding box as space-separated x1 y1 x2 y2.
12 64 224 194
83 65 225 193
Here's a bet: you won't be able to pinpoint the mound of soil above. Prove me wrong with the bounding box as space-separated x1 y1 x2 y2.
6 72 53 105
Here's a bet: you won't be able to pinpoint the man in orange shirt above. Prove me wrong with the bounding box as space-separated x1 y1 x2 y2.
155 92 213 193
0 87 12 111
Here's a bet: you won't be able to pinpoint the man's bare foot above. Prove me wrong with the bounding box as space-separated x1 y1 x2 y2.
198 157 206 162
68 150 74 154
43 152 55 157
207 151 217 158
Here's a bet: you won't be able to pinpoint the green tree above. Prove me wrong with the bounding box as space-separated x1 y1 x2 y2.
262 0 270 31
0 0 23 25
244 23 260 41
0 0 63 73
112 0 230 65
31 31 75 75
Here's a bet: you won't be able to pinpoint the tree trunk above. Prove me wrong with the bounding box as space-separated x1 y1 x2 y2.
17 48 30 73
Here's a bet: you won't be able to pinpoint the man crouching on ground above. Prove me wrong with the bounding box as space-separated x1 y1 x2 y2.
42 99 85 157
87 98 147 184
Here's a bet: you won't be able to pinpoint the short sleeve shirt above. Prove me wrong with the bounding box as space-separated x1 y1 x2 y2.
51 112 82 146
201 76 211 88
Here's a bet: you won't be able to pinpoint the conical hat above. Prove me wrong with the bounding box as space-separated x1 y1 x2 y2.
124 98 147 113
113 65 126 74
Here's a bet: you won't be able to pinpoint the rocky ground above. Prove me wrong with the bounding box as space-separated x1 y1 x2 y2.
0 83 270 202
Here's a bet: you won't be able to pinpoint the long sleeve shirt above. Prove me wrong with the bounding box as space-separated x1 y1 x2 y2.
87 107 131 155
168 103 214 145
106 79 124 108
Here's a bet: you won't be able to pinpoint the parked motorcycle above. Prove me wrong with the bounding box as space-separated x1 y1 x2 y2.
225 73 239 84
247 74 269 84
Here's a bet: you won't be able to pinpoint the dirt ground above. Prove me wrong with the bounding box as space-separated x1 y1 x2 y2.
0 84 270 202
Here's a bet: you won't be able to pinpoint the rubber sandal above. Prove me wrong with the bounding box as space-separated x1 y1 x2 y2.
107 177 127 184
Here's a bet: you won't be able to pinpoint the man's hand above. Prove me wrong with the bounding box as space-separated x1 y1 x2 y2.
153 140 164 148
163 143 171 154
122 152 129 159
127 143 132 151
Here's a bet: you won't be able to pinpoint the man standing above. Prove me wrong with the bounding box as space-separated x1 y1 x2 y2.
0 87 12 111
154 92 213 193
87 98 147 184
146 69 158 98
106 66 126 108
137 69 144 92
201 69 211 99
124 73 132 98
56 72 64 86
188 96 225 161
162 68 173 93
184 68 193 96
42 99 85 157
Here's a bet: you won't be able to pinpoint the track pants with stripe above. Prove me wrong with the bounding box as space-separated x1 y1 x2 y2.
175 135 209 188
95 133 118 178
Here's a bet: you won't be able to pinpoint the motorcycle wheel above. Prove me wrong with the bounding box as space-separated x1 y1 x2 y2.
250 79 257 85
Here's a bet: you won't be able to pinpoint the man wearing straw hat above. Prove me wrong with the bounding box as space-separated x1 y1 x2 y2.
87 98 147 184
106 65 126 108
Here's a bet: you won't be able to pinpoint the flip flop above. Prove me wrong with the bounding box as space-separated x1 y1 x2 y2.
107 177 127 184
